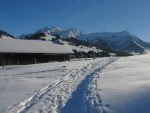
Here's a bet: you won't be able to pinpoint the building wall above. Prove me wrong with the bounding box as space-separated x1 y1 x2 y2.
0 53 70 66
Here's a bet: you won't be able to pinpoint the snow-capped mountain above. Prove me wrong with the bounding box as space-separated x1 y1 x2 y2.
36 26 62 34
35 27 85 38
19 27 85 39
80 31 150 54
18 27 62 39
18 27 150 54
0 30 14 39
58 28 85 38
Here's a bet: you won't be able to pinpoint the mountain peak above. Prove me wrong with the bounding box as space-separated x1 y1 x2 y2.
36 26 62 34
49 26 62 31
64 28 85 38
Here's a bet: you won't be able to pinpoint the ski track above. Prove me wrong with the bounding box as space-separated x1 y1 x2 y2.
5 57 117 113
61 58 117 113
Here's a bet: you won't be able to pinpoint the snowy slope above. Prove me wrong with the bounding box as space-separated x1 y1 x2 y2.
98 54 150 113
66 41 102 53
80 31 150 53
0 30 14 39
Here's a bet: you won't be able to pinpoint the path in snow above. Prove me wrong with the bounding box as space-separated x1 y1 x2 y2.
0 58 100 112
6 57 117 113
61 58 116 113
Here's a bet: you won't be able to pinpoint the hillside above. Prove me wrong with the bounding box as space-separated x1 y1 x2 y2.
0 30 14 39
80 31 150 54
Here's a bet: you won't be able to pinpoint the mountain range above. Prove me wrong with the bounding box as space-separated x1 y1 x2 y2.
1 27 150 54
20 27 149 54
18 27 85 39
80 31 150 54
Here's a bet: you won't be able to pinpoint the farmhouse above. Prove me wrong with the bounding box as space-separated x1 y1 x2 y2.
0 38 73 66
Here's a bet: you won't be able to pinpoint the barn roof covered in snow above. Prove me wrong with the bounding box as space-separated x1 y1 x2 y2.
0 38 73 54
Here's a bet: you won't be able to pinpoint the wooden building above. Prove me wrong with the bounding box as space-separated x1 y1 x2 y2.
0 38 73 66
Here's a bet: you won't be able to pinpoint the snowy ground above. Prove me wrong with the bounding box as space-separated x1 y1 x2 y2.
1 54 150 113
3 57 117 113
98 54 150 113
0 58 101 113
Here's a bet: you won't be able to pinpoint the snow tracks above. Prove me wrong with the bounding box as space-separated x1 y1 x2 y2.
6 57 117 113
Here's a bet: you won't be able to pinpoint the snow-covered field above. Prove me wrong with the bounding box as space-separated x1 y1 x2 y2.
98 54 150 113
1 54 150 113
0 58 102 113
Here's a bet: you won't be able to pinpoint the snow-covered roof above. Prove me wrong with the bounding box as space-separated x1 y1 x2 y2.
0 39 73 54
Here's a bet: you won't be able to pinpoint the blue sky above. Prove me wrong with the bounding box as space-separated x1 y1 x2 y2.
0 0 150 41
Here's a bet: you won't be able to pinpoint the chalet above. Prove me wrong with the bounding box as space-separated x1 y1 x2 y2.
0 38 73 66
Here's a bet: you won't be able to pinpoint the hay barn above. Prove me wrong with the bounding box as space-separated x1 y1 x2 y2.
0 38 73 66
